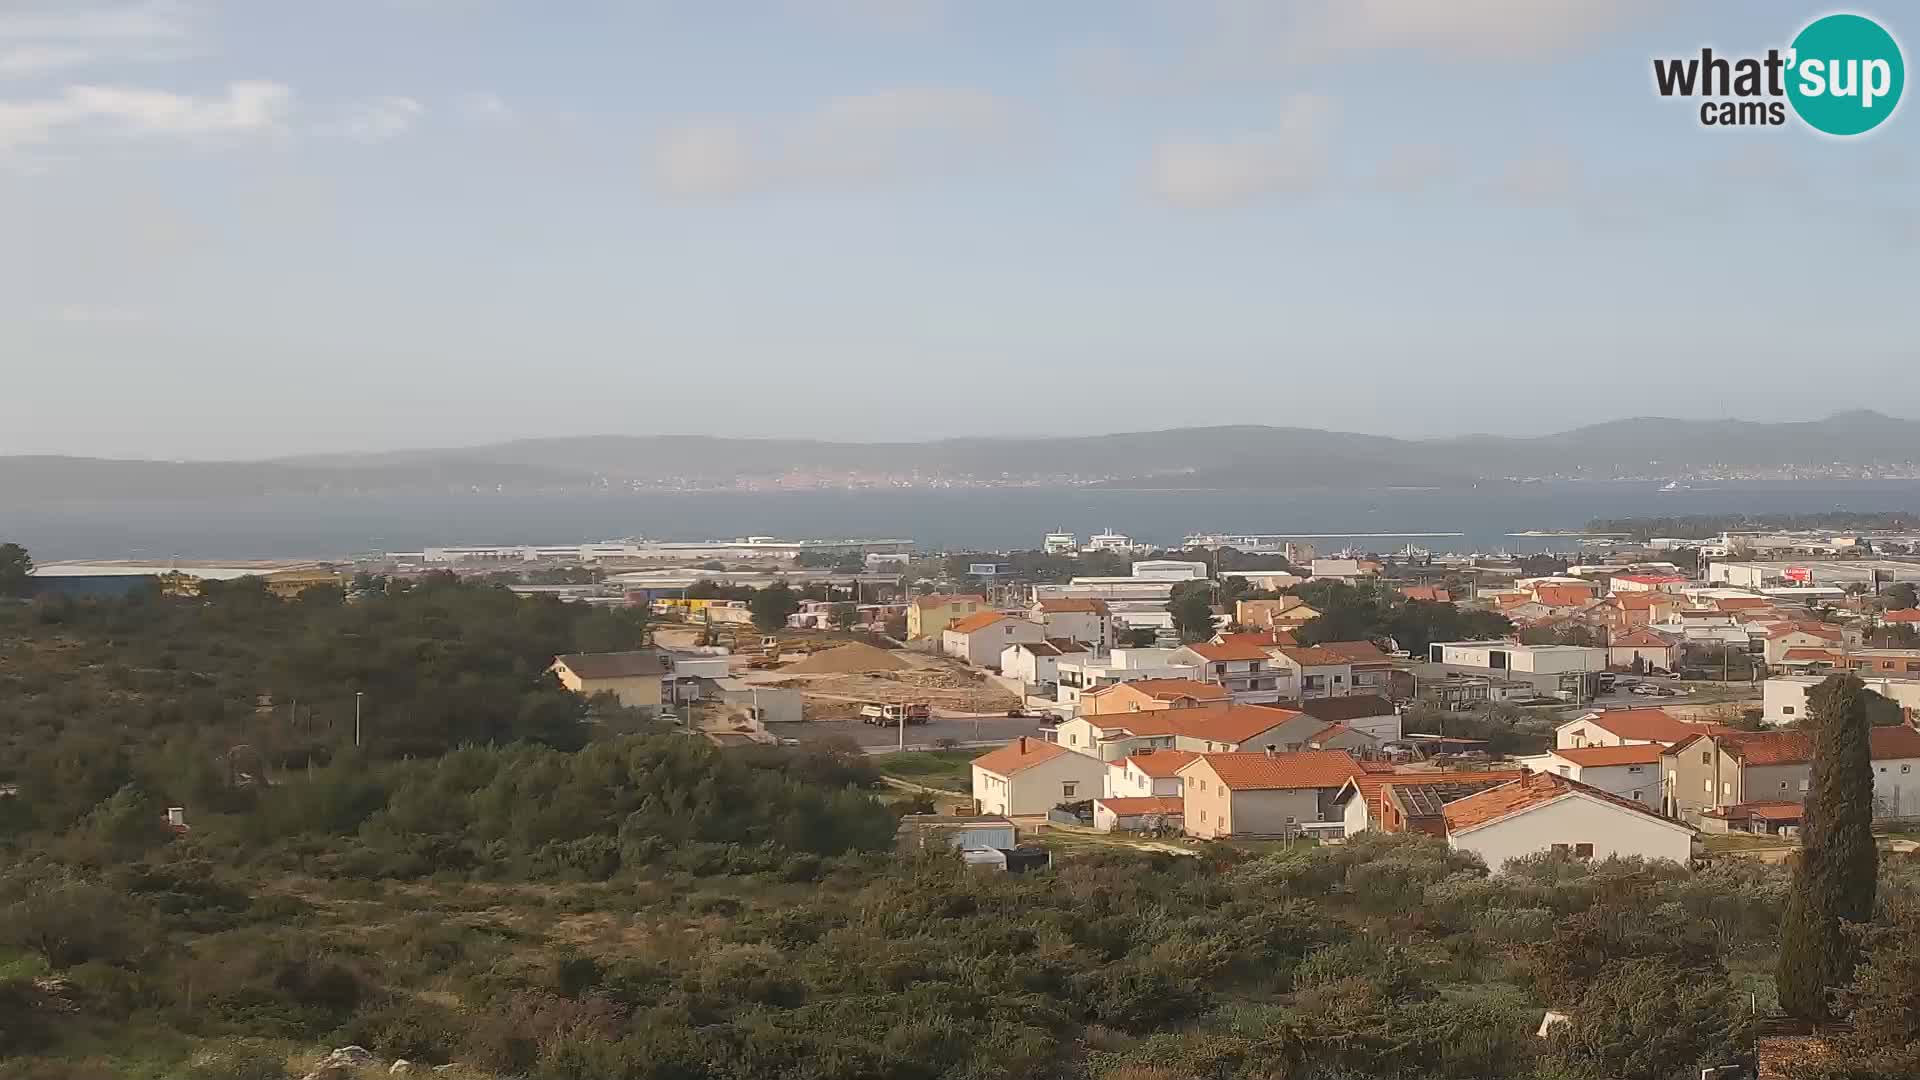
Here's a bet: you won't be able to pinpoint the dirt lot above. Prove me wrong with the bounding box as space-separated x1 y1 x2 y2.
739 652 1020 719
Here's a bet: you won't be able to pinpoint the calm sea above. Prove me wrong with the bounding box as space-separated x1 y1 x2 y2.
10 481 1920 562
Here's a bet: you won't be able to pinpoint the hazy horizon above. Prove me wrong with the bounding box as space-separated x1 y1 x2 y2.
6 1 1916 459
2 408 1914 464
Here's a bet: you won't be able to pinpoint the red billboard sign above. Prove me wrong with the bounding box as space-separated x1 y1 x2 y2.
1784 566 1812 583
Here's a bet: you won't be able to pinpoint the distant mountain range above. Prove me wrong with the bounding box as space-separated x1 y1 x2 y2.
6 411 1920 501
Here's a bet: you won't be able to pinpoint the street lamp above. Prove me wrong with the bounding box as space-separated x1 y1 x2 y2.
354 691 364 748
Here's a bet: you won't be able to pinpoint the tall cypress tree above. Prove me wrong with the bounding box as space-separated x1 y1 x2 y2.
1776 673 1879 1020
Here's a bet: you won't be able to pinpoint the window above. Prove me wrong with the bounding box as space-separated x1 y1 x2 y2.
1199 809 1207 823
1703 779 1712 793
1701 752 1711 764
1633 791 1644 801
1070 734 1079 745
1905 765 1913 774
1800 779 1810 792
1574 843 1594 859
1782 706 1795 715
1556 765 1571 777
1721 782 1732 795
1285 816 1295 824
1551 843 1570 855
1062 783 1077 798
1780 780 1789 790
1628 765 1644 773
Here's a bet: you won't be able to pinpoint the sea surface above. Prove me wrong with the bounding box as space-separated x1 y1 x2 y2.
10 481 1920 562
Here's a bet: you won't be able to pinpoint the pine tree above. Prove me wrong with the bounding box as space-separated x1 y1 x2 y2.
1775 673 1879 1020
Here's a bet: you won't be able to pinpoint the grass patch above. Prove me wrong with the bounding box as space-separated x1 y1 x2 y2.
873 749 975 792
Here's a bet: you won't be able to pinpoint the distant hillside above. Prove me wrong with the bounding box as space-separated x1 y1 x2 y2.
6 411 1919 501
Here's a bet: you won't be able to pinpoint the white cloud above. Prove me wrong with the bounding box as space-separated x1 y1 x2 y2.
0 0 197 78
1283 0 1649 61
652 86 1014 198
1149 95 1334 208
328 95 424 142
455 91 512 125
0 80 290 152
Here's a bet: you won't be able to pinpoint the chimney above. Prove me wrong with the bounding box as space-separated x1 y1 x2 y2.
1017 736 1028 754
1264 745 1277 758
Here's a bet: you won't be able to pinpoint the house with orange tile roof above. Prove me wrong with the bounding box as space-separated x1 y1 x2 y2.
1170 640 1287 704
1092 796 1185 834
1080 678 1228 716
1441 771 1696 870
1606 628 1680 672
1233 597 1320 630
1661 724 1920 822
1609 574 1691 594
970 737 1108 816
1333 769 1527 838
1761 623 1846 665
1052 703 1320 762
1177 749 1361 839
1105 748 1200 799
1883 608 1920 624
1399 585 1451 603
941 611 1045 668
907 593 988 639
1554 707 1713 750
1593 590 1680 628
1311 640 1409 697
1268 646 1355 700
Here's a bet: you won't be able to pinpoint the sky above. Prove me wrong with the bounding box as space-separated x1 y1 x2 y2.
2 0 1916 459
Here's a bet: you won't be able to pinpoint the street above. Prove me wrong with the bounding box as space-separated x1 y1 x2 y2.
771 713 1050 751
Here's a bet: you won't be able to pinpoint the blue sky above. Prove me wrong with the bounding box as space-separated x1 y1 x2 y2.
2 1 1914 458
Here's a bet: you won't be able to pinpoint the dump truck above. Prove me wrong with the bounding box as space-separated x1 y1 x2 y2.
860 702 930 725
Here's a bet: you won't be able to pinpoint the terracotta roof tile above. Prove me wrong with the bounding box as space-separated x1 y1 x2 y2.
1399 586 1451 603
1036 598 1110 614
1117 750 1200 777
1121 678 1229 702
1535 585 1597 607
946 611 1011 634
1883 608 1920 623
1337 769 1525 824
1313 640 1392 663
1184 640 1273 662
1610 629 1674 649
1702 801 1803 822
1566 708 1701 744
1443 770 1683 833
1181 749 1360 791
1781 648 1842 662
1549 743 1667 767
1277 646 1350 666
970 737 1074 777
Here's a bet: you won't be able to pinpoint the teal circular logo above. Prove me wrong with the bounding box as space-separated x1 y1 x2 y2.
1786 14 1904 135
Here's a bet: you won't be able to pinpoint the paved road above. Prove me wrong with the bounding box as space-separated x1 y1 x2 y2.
773 715 1050 750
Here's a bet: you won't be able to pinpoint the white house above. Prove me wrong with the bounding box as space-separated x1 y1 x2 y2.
1054 648 1203 706
942 612 1046 669
1269 646 1355 700
1052 704 1323 762
1761 624 1847 665
1105 749 1199 798
1170 641 1285 704
1285 694 1403 742
1429 641 1606 676
970 737 1108 816
1609 574 1691 594
1000 639 1088 690
1517 744 1666 805
1310 558 1366 581
1554 707 1705 749
1029 598 1118 651
1441 771 1696 871
1764 674 1920 726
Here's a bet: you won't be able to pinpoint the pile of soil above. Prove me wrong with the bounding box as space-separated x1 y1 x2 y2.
784 642 911 675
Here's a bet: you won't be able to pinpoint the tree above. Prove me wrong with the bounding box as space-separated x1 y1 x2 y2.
749 583 801 633
1886 581 1918 610
1776 673 1879 1021
828 602 858 631
0 542 31 598
1167 581 1215 643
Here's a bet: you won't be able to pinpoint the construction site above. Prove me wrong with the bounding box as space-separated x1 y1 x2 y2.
649 625 1021 726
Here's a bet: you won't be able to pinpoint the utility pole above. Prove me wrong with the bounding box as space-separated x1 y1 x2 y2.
354 691 364 748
